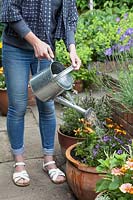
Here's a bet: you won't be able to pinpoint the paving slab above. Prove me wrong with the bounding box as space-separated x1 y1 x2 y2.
0 159 76 200
0 104 76 200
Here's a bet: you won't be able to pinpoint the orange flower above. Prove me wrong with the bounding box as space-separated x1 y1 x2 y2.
106 118 113 124
120 166 128 173
129 187 133 194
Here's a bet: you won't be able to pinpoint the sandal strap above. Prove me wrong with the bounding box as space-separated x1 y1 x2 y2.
43 161 55 168
13 170 30 183
48 168 65 182
13 162 26 168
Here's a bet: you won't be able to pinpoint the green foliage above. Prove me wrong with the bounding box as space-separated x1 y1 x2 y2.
75 126 131 167
60 107 82 137
72 67 101 88
60 94 112 137
106 65 133 112
114 66 133 110
0 23 4 38
55 40 70 66
0 67 6 89
76 0 89 13
96 151 133 200
56 9 133 66
0 73 6 89
76 0 133 14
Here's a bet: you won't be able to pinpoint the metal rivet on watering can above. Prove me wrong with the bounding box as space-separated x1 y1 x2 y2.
29 60 74 102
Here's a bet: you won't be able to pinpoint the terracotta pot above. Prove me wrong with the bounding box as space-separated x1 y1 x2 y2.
0 89 8 116
73 80 84 93
0 87 36 116
57 128 85 156
66 143 104 200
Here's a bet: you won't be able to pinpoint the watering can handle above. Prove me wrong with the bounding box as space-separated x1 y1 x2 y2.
53 65 74 80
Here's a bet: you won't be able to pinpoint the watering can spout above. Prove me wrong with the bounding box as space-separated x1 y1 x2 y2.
55 95 101 127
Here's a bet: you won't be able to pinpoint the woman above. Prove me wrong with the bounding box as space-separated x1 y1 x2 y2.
1 0 81 186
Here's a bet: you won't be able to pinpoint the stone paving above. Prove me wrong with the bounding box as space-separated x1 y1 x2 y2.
0 104 76 200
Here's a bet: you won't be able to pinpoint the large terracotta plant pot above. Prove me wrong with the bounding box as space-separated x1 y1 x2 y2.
0 89 8 116
66 143 104 200
57 128 85 156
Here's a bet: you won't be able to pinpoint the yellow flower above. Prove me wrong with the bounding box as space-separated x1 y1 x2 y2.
0 67 3 74
107 124 114 128
0 42 2 49
114 128 127 135
74 128 81 135
83 126 94 133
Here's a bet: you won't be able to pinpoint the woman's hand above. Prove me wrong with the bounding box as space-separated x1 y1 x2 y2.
33 40 54 60
24 31 54 60
69 44 81 70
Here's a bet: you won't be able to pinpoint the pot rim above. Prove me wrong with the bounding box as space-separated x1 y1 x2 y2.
66 143 100 173
57 127 85 140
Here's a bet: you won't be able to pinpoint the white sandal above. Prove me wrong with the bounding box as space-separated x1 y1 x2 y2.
43 161 66 184
13 162 30 187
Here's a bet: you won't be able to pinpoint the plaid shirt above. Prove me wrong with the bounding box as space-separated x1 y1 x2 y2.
1 0 78 47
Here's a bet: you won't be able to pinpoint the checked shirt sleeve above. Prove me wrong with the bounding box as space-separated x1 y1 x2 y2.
66 0 78 49
1 0 23 22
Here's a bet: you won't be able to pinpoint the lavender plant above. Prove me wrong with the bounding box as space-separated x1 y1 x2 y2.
103 23 133 112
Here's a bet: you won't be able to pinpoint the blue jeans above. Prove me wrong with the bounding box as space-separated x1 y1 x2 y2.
2 44 56 156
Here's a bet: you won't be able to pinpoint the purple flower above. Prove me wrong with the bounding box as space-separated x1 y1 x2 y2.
102 135 111 142
117 149 123 154
112 143 116 147
128 39 133 47
125 28 133 36
117 28 121 34
114 136 124 144
112 44 120 51
124 13 128 20
116 17 120 22
93 149 98 157
119 45 125 52
95 144 100 149
120 34 126 41
124 45 130 51
105 48 113 56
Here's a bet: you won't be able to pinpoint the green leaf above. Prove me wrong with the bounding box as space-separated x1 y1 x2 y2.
108 177 119 190
96 179 110 192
